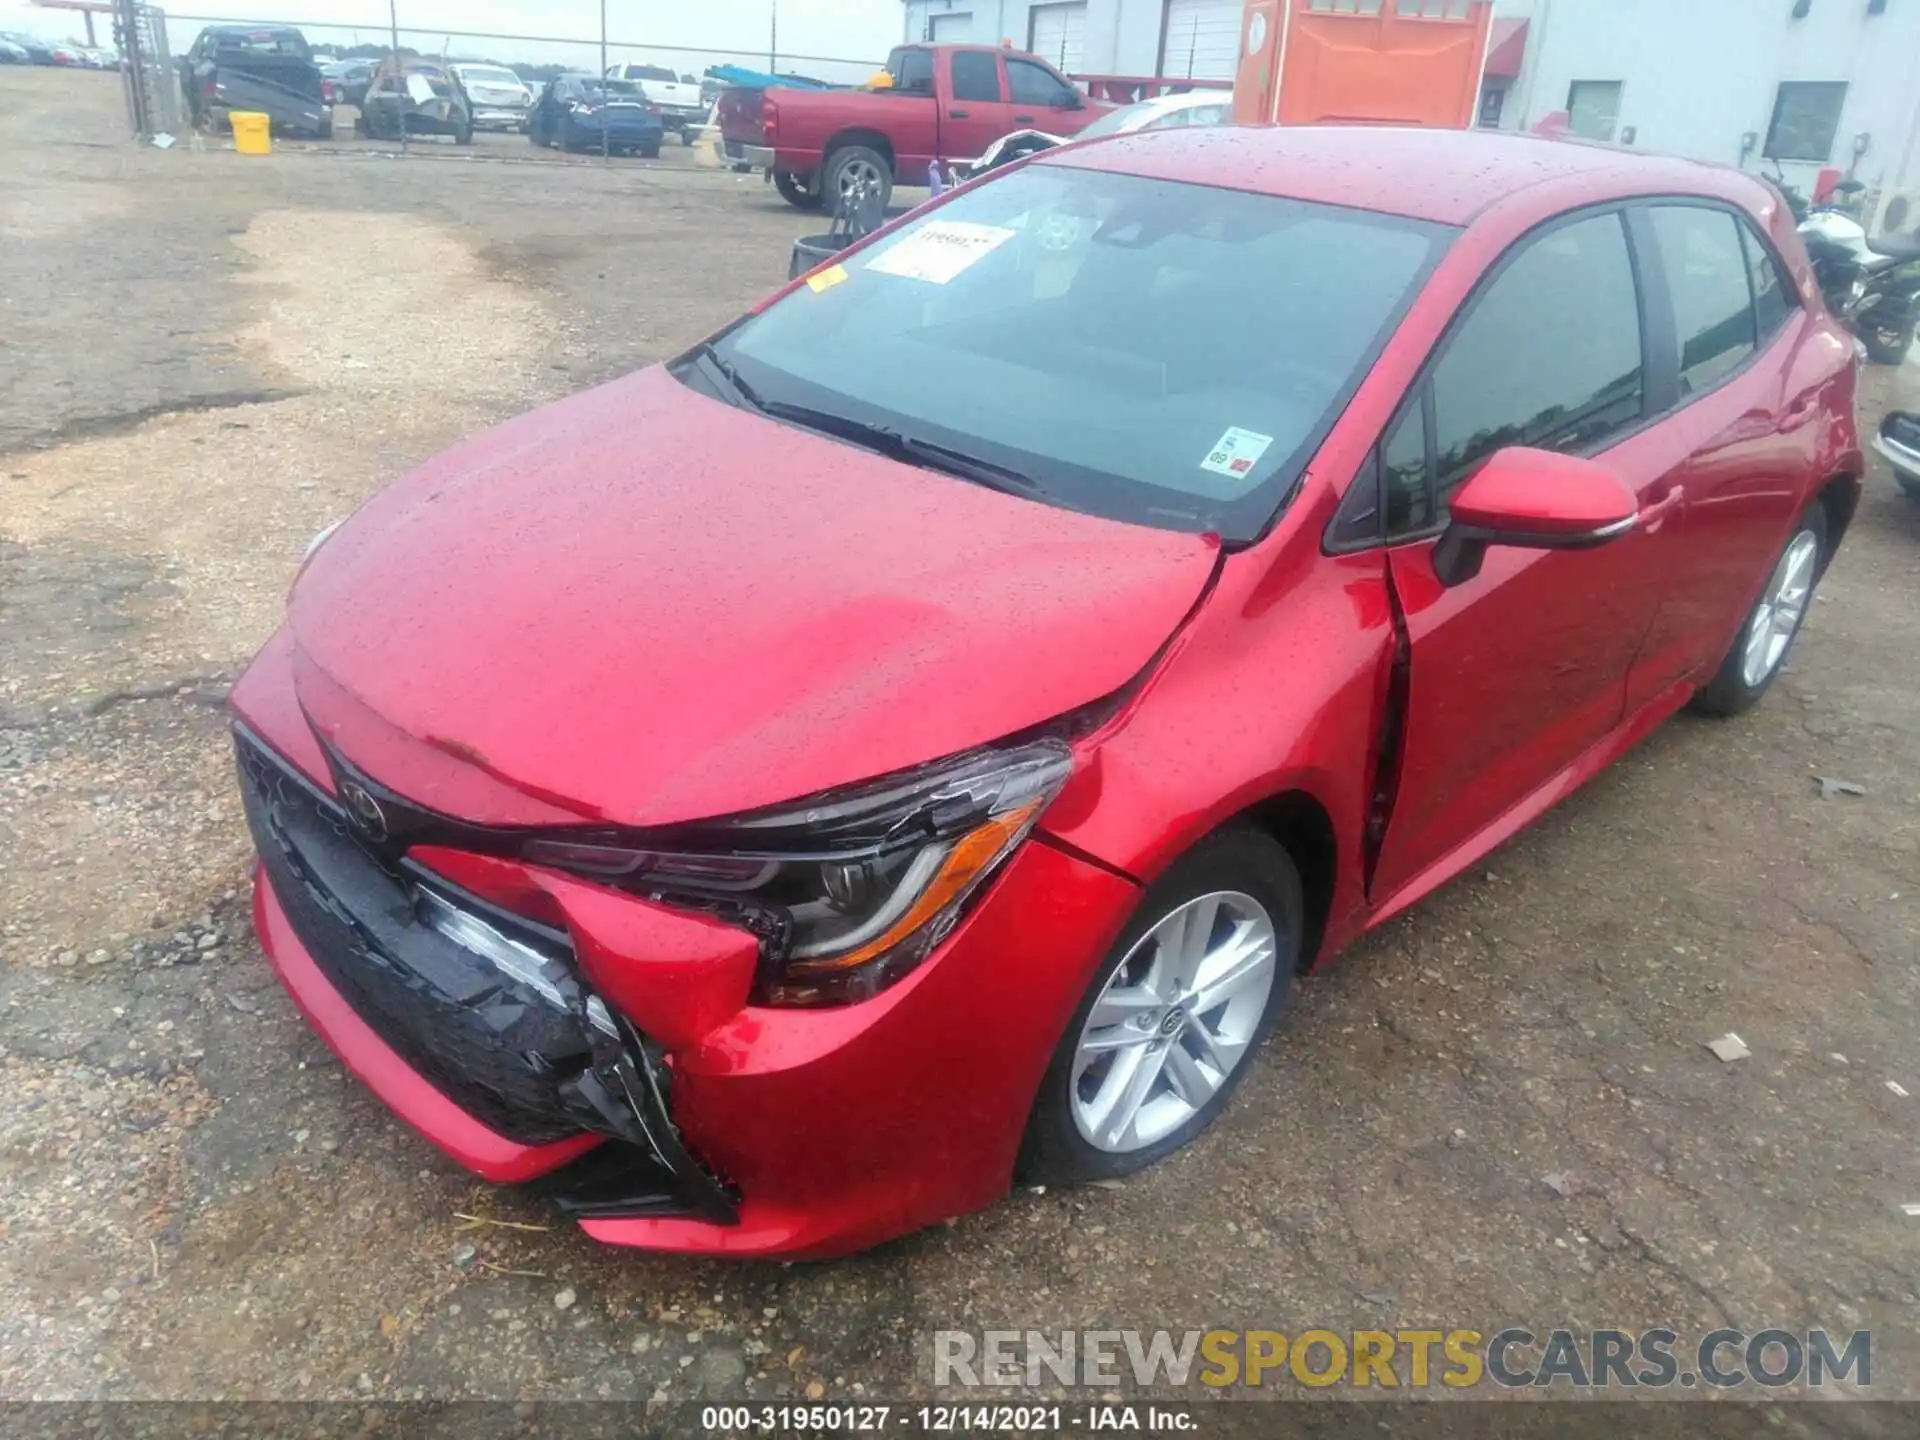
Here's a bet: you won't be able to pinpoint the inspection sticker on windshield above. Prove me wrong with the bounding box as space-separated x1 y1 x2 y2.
1200 427 1275 480
866 221 1016 284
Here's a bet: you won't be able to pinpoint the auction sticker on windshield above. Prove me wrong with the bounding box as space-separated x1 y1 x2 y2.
1200 427 1276 480
867 221 1016 284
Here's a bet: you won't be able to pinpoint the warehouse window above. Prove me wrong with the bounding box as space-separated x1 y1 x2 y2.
1566 80 1623 142
1764 81 1848 162
1309 1 1387 13
1396 0 1471 17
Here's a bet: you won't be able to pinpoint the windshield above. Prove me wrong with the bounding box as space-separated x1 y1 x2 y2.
629 65 677 82
458 65 520 84
709 165 1450 541
1075 100 1158 140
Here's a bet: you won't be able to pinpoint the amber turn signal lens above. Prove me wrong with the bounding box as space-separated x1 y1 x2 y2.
783 801 1043 976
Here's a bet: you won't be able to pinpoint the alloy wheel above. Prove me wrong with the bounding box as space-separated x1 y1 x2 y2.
1070 891 1277 1154
837 156 883 205
1740 529 1819 689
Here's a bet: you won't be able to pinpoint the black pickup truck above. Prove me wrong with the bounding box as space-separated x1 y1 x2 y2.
182 25 331 139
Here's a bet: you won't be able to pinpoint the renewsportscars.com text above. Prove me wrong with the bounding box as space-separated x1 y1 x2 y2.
932 1327 1871 1390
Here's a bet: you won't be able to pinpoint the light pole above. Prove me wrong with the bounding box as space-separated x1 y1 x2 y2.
769 0 777 73
600 0 610 162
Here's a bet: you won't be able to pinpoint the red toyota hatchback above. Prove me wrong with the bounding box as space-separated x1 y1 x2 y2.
233 127 1861 1258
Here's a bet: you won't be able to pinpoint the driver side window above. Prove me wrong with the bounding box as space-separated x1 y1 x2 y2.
1429 210 1645 492
1007 58 1073 108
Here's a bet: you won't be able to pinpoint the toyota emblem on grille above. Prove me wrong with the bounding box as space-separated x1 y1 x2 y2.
339 780 388 841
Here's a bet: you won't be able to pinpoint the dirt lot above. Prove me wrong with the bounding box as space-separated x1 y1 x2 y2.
4 64 1920 1426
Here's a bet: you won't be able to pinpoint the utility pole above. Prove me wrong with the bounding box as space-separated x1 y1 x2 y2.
599 0 609 162
769 0 777 73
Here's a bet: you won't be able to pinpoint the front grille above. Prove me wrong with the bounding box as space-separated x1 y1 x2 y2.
238 732 591 1142
235 726 738 1222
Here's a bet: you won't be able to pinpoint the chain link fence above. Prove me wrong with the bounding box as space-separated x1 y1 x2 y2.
114 0 180 137
124 5 886 157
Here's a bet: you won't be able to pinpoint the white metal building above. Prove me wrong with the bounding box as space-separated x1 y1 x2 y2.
1492 0 1920 236
898 0 1920 240
899 0 1246 80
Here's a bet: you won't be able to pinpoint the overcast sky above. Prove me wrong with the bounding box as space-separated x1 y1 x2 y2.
0 0 906 79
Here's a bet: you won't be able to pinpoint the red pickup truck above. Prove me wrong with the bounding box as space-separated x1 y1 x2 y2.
718 43 1110 213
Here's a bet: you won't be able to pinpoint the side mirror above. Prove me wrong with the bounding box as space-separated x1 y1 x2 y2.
1432 447 1638 588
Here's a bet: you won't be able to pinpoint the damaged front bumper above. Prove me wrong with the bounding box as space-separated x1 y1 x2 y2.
237 726 738 1225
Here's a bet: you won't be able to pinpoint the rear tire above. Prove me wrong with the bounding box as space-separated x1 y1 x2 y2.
822 143 892 216
773 168 820 209
1862 316 1916 365
1689 502 1829 717
641 141 661 159
316 117 333 141
1018 828 1301 1185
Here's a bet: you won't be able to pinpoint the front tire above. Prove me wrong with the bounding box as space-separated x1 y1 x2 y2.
1019 828 1301 1184
1690 502 1828 716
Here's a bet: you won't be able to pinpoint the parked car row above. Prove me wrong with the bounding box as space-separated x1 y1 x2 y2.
174 23 694 159
1 32 117 67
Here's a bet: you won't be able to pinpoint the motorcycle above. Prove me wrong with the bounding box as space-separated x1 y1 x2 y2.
1776 171 1920 365
1876 411 1920 501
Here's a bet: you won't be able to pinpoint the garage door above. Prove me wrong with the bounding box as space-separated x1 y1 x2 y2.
929 10 974 42
1160 0 1241 81
1028 2 1087 72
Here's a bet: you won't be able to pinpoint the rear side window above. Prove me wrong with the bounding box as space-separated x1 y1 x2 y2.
891 49 935 94
950 51 1000 102
1648 206 1756 395
1429 211 1644 487
1741 224 1795 340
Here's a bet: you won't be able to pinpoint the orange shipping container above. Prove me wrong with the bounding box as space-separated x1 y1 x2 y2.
1233 0 1495 130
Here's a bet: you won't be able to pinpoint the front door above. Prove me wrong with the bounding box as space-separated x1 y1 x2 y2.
1369 208 1682 904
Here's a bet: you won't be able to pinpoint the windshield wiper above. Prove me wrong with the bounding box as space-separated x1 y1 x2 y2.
689 342 768 412
688 345 1045 499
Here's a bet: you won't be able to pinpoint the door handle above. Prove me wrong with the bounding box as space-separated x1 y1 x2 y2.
949 108 971 118
1638 485 1685 531
1014 113 1036 122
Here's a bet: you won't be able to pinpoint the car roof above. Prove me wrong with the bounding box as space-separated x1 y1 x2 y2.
1048 124 1770 227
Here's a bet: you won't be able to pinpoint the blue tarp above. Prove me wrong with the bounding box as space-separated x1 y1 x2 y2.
705 64 840 91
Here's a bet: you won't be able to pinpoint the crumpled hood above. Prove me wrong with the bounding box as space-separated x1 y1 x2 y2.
289 365 1217 827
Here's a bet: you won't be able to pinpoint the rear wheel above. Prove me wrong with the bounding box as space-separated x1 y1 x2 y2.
1019 828 1300 1183
773 168 820 209
822 143 892 216
641 141 661 159
1862 315 1916 365
316 117 333 141
1690 503 1828 716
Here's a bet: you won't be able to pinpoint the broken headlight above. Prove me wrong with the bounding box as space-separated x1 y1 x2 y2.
521 740 1073 1007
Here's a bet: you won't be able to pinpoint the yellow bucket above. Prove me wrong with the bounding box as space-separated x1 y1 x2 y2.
230 111 271 156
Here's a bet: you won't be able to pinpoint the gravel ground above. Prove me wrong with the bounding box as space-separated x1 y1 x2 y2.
3 65 1920 1429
